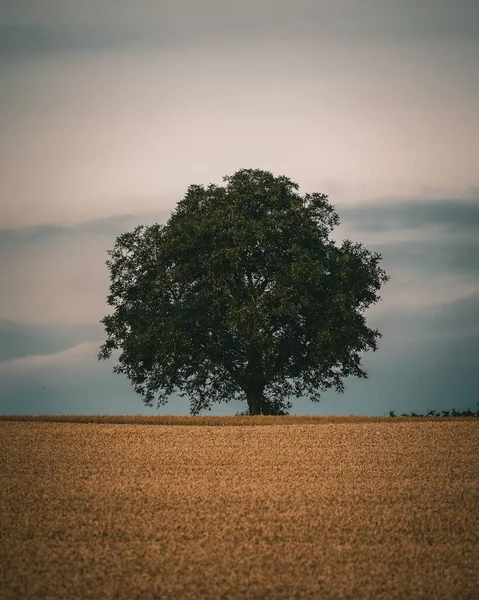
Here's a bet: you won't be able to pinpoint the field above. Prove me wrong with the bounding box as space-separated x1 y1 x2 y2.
1 416 478 599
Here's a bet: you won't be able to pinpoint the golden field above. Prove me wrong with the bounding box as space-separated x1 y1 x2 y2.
1 416 478 599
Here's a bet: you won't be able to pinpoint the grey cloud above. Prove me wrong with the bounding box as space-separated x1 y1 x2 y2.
0 320 103 363
294 0 479 43
0 15 275 58
0 224 67 252
0 210 170 252
369 292 479 346
0 210 172 326
419 293 479 338
401 0 479 39
0 23 187 57
369 238 479 275
336 197 479 277
0 25 85 57
72 211 171 235
339 198 479 234
2 0 478 57
0 320 64 362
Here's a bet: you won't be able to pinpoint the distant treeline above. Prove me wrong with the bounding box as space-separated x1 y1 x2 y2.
235 402 479 418
389 402 479 418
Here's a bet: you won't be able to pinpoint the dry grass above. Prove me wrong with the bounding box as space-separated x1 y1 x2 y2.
1 418 478 599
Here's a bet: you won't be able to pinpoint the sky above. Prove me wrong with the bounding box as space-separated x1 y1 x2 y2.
1 0 478 417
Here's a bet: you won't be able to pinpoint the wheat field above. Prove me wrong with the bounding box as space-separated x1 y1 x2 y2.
1 416 478 599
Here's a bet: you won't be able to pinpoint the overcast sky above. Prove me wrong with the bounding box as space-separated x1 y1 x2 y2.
1 0 478 416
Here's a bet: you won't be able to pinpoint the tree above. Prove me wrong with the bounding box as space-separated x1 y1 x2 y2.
98 168 390 416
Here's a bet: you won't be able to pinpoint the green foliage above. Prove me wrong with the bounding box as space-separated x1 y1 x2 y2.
98 168 390 415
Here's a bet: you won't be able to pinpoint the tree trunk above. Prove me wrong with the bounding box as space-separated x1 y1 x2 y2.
244 386 285 415
244 382 265 415
245 389 290 416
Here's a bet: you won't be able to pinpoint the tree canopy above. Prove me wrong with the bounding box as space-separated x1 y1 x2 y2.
98 168 390 415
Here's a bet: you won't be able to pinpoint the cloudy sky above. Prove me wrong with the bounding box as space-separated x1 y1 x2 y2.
1 0 478 417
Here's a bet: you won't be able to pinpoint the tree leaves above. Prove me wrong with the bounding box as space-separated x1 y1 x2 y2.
99 168 390 415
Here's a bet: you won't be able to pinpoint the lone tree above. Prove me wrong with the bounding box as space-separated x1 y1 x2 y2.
98 168 389 416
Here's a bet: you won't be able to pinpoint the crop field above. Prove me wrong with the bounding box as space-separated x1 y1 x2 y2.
1 416 478 599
